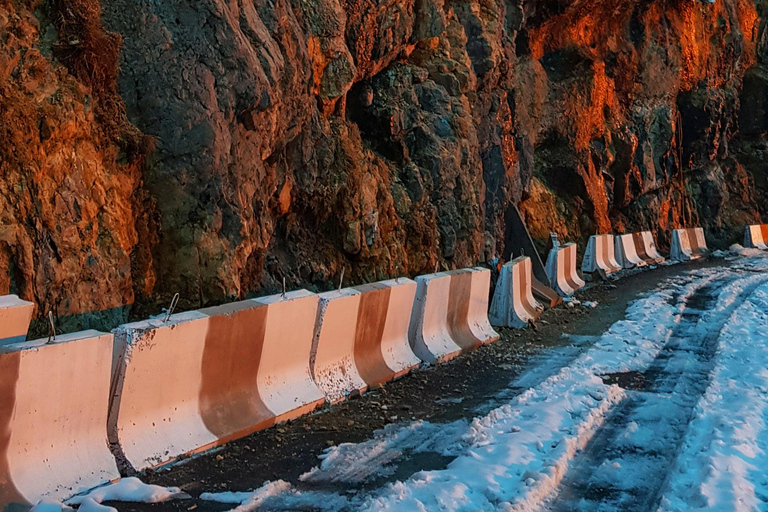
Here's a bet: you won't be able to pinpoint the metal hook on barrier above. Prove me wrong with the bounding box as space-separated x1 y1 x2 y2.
338 267 345 292
46 311 56 344
282 277 286 298
164 293 180 323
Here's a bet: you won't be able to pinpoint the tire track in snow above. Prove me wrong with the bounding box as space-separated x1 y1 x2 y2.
546 273 768 512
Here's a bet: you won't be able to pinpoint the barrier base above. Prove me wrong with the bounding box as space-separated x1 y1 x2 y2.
532 277 562 308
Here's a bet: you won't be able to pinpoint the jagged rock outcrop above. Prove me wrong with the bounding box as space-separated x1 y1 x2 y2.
0 0 766 327
0 0 153 332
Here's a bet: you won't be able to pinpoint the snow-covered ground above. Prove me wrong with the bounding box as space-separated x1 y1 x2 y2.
55 251 768 512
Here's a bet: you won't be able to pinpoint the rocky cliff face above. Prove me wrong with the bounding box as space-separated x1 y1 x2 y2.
1 0 766 328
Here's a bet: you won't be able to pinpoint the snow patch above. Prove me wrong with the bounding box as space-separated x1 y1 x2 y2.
728 243 765 258
658 279 768 511
66 478 185 506
31 500 74 512
200 481 347 511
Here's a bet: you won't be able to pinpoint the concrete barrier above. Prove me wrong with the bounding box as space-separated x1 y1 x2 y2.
641 231 666 263
109 290 323 472
252 291 326 422
0 295 33 346
690 227 708 257
671 227 707 261
614 234 647 269
409 268 498 364
744 225 768 250
452 268 499 346
564 243 586 290
545 243 584 297
0 330 119 509
743 225 764 249
489 256 543 328
631 232 658 265
581 234 621 276
311 279 420 403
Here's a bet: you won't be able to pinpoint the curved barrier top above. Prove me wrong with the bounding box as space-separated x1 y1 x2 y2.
409 268 498 364
0 331 119 509
110 290 323 472
582 234 621 275
744 224 768 250
311 278 420 403
0 295 33 346
490 256 543 328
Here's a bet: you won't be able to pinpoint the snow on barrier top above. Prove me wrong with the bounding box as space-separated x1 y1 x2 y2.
0 330 119 509
489 256 543 328
109 290 323 472
545 243 584 297
0 295 33 346
409 267 498 365
614 234 647 269
744 224 768 250
581 234 621 275
671 227 707 261
311 278 420 403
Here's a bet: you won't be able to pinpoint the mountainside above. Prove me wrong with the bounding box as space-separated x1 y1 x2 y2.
1 0 766 329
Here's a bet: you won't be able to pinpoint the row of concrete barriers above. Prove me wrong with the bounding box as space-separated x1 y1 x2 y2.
0 268 501 508
580 228 708 279
0 223 731 508
488 228 710 329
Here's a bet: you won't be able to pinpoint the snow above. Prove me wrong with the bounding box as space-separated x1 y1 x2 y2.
66 478 184 505
31 500 74 512
658 273 768 511
75 498 117 512
200 481 348 511
728 243 764 258
31 478 184 512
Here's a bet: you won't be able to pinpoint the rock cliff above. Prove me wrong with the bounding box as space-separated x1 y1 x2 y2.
1 0 766 328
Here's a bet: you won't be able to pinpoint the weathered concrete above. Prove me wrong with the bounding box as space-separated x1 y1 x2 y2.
489 256 543 328
0 330 119 509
